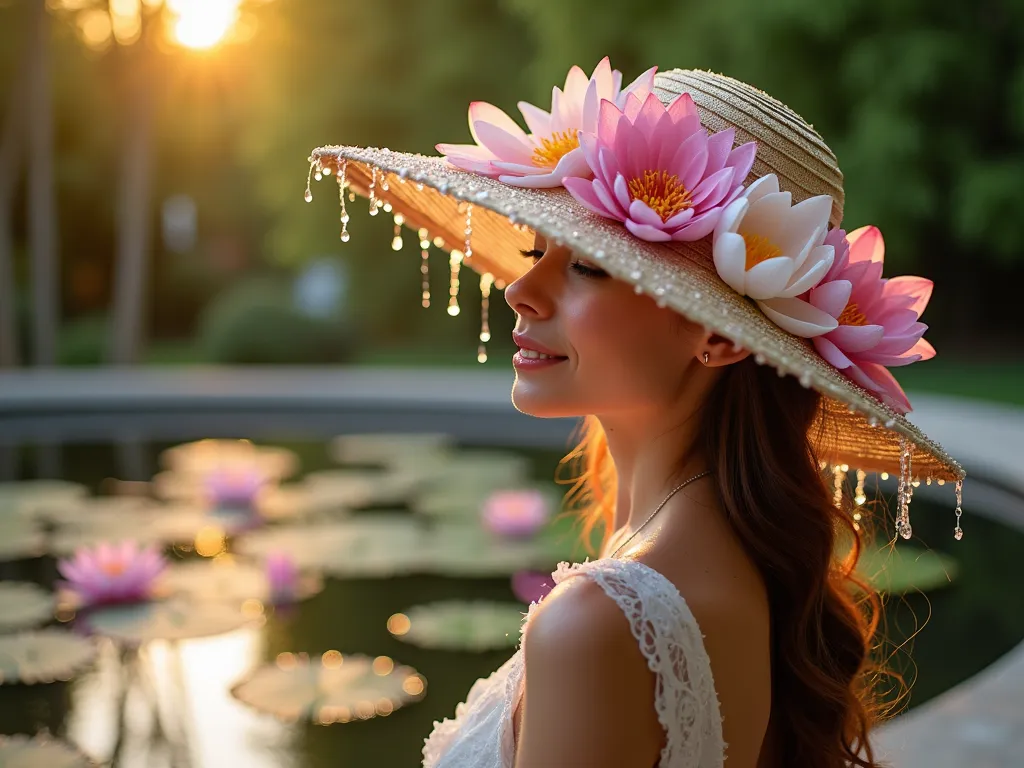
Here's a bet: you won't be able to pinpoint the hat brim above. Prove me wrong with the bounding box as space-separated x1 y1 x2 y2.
309 145 963 483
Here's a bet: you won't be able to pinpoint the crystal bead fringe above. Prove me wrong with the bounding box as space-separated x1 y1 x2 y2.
896 436 913 540
478 272 494 363
392 213 405 251
368 167 378 215
337 161 350 242
954 479 964 540
304 159 316 203
832 465 846 508
447 249 463 316
419 228 431 308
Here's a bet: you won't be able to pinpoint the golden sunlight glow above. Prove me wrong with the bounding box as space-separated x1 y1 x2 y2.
167 0 242 50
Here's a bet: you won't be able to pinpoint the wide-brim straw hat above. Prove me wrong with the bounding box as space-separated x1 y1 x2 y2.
307 68 964 490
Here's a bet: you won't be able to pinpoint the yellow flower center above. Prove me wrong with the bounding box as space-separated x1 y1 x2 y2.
532 129 580 168
837 301 869 326
101 561 127 577
743 234 783 271
627 170 693 221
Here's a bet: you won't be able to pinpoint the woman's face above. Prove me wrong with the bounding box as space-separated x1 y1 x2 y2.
504 234 707 420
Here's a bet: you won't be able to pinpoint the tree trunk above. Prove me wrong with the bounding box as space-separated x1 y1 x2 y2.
0 9 32 369
25 0 59 367
108 33 156 365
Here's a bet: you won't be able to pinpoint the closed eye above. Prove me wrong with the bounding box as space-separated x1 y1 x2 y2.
519 248 607 278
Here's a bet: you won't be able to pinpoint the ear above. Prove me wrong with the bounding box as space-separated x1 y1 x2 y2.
698 332 751 367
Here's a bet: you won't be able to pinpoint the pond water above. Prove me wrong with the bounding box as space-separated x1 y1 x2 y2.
0 436 1022 768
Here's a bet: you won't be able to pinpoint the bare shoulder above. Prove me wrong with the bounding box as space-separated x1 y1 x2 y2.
515 574 663 767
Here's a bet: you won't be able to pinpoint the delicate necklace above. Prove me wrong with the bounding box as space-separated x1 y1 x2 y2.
608 470 713 559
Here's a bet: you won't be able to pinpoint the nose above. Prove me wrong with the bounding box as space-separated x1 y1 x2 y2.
505 252 558 320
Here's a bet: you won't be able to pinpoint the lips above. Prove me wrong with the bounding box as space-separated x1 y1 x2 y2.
512 331 566 358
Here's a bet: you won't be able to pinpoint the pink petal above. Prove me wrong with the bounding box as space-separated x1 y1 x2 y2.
813 336 854 369
498 170 572 189
689 167 735 210
883 276 933 316
662 207 695 230
828 324 885 353
624 219 672 242
517 101 553 138
613 174 632 212
908 337 936 361
628 199 666 227
809 279 852 317
618 65 658 106
678 132 710 191
597 146 621 187
441 154 500 177
704 128 736 176
468 102 530 147
857 363 912 413
564 177 617 219
589 56 614 96
846 226 885 265
597 98 625 146
593 176 628 218
634 92 668 139
670 208 721 241
623 92 645 122
666 92 698 124
725 141 757 185
473 121 537 165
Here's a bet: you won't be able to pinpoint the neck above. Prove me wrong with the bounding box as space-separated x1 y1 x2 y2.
598 393 708 537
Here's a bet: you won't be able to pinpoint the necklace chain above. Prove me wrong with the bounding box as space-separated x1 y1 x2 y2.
608 470 713 559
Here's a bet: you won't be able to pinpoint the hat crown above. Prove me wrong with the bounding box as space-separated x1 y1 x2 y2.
653 69 844 228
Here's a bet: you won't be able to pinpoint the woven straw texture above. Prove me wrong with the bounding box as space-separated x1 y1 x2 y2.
307 68 963 482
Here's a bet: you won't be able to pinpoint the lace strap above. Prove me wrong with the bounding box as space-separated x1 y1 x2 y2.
554 559 726 768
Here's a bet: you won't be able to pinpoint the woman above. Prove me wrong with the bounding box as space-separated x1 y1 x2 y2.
307 62 964 767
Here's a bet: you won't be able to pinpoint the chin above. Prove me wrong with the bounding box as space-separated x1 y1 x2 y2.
510 380 584 419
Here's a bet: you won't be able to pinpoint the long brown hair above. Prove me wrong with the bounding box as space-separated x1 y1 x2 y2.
557 356 897 767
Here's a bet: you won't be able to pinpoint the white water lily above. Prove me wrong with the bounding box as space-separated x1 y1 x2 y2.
712 174 839 338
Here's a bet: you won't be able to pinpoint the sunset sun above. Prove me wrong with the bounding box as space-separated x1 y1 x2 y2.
168 0 242 50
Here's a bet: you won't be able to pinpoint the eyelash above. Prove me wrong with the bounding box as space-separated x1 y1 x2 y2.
518 248 607 278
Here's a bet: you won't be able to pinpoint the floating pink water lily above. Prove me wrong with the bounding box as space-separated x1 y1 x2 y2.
511 570 554 605
204 466 267 509
808 226 935 413
481 489 551 539
266 552 299 604
58 541 166 607
437 57 656 188
564 91 756 242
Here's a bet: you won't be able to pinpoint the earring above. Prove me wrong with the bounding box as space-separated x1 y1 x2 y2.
703 352 710 365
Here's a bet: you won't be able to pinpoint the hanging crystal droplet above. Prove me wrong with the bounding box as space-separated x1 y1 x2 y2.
854 468 867 506
953 479 964 540
447 250 464 316
419 228 431 308
832 465 846 508
305 161 316 203
477 272 494 363
464 205 474 260
348 192 355 202
391 213 405 251
368 167 378 215
314 171 323 182
337 161 350 243
380 173 389 192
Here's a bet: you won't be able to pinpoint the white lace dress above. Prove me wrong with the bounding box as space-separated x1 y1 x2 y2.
422 558 727 767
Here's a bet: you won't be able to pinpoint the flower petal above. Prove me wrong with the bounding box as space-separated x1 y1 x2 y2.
779 244 834 297
472 120 536 165
624 219 672 242
757 297 838 337
726 141 757 185
742 174 779 204
846 225 885 264
809 279 852 317
517 101 553 138
813 336 854 370
468 101 531 147
689 167 735 210
713 231 749 294
670 208 721 241
745 257 796 300
714 197 748 244
629 199 667 228
564 177 617 218
883 276 933 316
828 324 885 353
704 128 736 176
613 174 632 212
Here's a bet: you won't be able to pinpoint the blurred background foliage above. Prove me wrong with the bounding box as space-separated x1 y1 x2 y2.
0 0 1021 390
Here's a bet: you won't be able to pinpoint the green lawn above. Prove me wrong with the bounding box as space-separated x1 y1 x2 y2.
894 360 1024 408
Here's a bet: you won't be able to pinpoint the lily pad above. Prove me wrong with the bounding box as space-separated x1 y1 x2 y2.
0 518 46 561
255 483 352 522
235 516 426 577
81 598 253 643
231 652 426 724
159 559 323 604
330 432 455 467
0 629 97 685
0 480 88 519
408 451 531 489
0 582 55 632
0 734 93 767
857 543 959 594
419 524 575 577
26 495 156 527
160 440 298 481
302 469 423 508
392 601 526 651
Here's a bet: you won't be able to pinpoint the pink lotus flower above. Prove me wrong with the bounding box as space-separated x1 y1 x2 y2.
437 57 657 188
564 91 757 242
266 552 300 604
481 489 551 539
511 570 554 605
808 226 935 413
58 541 166 607
204 467 267 509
